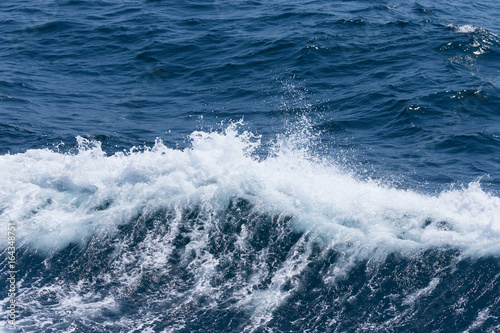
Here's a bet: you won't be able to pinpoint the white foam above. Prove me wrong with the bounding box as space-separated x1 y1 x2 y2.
1 122 499 260
237 233 313 331
450 24 479 33
402 278 440 306
464 307 492 333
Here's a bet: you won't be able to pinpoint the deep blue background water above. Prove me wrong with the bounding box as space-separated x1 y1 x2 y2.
2 0 500 190
1 0 500 332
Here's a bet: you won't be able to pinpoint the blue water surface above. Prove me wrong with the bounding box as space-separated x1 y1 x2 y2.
1 0 500 190
1 0 500 332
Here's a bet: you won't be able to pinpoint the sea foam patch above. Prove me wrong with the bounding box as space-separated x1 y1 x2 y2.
0 123 499 258
451 24 479 33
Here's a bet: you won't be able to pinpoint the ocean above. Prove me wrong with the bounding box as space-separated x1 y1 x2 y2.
1 0 500 332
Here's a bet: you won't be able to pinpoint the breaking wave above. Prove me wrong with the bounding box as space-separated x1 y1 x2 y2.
1 122 500 332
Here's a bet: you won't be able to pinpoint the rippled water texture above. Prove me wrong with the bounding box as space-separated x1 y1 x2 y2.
1 0 500 332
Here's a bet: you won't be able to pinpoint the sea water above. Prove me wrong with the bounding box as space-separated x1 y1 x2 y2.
1 0 500 332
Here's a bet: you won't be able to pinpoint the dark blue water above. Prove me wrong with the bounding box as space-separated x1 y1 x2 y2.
1 0 500 332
